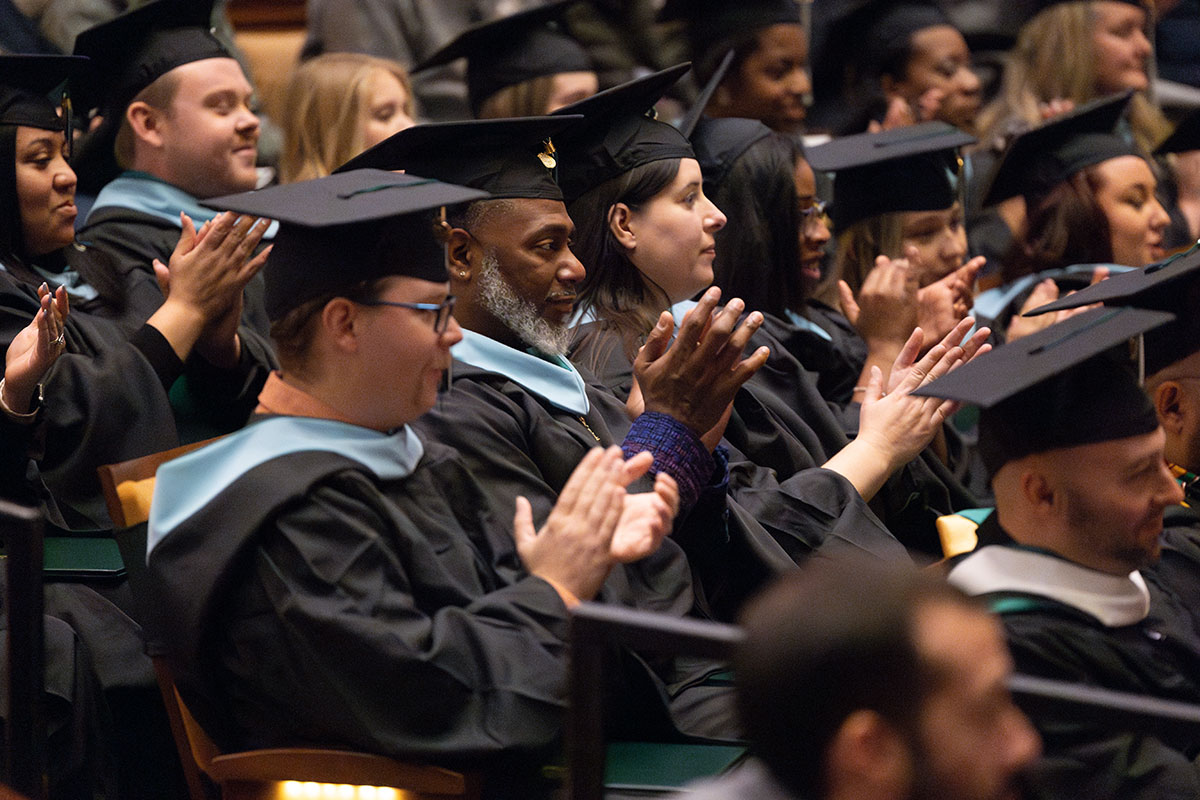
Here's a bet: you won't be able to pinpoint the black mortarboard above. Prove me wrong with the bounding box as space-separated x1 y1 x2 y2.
415 1 592 117
334 115 581 201
914 306 1172 473
0 55 90 131
658 0 801 60
690 117 774 194
806 121 975 231
981 91 1137 206
551 63 694 202
679 49 734 139
202 170 488 321
73 0 228 110
71 0 231 193
816 0 951 83
1023 247 1200 375
1154 108 1200 156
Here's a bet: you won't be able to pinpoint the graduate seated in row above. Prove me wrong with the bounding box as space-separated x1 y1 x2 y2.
550 66 985 558
71 0 275 337
413 2 599 120
344 70 981 612
973 92 1169 342
0 54 273 529
278 52 416 184
925 306 1200 798
144 170 685 797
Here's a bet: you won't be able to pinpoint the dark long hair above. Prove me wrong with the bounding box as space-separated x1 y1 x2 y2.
1004 165 1112 283
1 123 126 309
569 158 681 367
709 133 804 318
0 125 26 266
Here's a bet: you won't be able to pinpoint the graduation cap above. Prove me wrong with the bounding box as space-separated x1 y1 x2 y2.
202 170 489 321
1023 246 1200 375
690 117 775 195
1155 108 1200 156
913 306 1173 474
981 91 1137 207
0 55 90 132
414 1 591 117
551 63 694 203
334 115 581 201
71 0 231 193
817 0 951 84
805 121 975 231
658 0 801 70
72 0 228 110
679 49 734 139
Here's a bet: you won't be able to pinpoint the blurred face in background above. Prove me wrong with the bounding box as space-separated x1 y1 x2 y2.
884 24 982 132
1092 155 1169 267
901 203 967 286
794 157 830 292
360 67 415 150
1091 1 1152 93
713 23 810 134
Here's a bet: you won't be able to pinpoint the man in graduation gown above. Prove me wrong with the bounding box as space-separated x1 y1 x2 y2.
1016 245 1200 635
926 308 1200 799
143 170 682 797
335 83 983 634
72 0 272 336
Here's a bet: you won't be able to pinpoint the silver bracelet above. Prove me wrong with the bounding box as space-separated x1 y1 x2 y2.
0 377 43 422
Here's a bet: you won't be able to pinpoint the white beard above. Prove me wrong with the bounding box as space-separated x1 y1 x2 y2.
477 252 574 357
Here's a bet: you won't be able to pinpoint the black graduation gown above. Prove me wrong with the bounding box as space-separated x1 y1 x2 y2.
571 318 973 556
0 270 273 528
77 205 271 338
1143 504 1200 636
145 423 608 793
759 309 860 408
413 351 908 623
955 517 1200 800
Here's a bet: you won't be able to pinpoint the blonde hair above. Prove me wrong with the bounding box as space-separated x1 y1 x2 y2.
114 71 182 170
477 75 557 119
815 212 905 307
279 53 413 184
975 1 1170 155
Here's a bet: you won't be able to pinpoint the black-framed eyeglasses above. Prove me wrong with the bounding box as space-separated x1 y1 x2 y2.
800 199 829 233
354 295 456 333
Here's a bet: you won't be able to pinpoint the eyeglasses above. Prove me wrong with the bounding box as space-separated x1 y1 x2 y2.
354 295 457 333
799 199 830 234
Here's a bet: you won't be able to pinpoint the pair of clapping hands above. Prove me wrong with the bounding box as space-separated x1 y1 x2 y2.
520 286 991 599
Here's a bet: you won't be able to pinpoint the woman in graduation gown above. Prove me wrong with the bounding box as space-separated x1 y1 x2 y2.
143 170 682 797
557 66 985 557
0 54 275 528
973 93 1171 344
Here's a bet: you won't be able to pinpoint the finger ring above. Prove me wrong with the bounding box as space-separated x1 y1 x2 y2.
52 333 66 346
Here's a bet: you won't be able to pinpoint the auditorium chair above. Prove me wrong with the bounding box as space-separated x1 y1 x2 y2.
98 445 478 800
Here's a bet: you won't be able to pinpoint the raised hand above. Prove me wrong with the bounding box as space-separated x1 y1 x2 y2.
514 447 676 601
839 254 919 347
148 212 272 363
609 458 679 563
634 287 769 438
1006 267 1108 342
914 253 982 349
3 284 69 414
824 318 990 500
